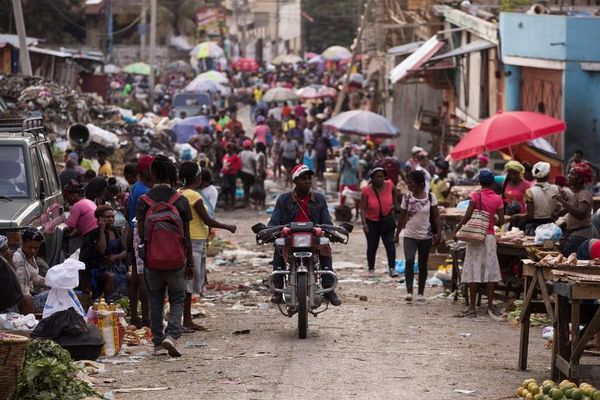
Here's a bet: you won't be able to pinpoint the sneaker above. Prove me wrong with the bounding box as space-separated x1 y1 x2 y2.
389 268 399 278
416 294 426 302
161 336 182 358
405 293 413 302
153 344 167 356
325 290 342 306
368 269 375 276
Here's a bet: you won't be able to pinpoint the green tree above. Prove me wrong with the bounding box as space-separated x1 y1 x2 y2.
0 0 85 44
302 0 363 53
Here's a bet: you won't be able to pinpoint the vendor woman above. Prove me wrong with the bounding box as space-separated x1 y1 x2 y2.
502 160 531 215
555 163 595 256
517 162 560 235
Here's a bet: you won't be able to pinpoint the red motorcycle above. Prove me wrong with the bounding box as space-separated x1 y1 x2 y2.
252 221 352 338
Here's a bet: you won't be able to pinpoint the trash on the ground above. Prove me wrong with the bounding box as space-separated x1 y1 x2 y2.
185 341 208 348
76 359 106 375
113 387 171 393
233 329 251 335
359 295 368 301
454 389 476 394
458 332 471 337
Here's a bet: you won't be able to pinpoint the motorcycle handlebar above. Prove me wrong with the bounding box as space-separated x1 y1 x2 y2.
255 224 350 244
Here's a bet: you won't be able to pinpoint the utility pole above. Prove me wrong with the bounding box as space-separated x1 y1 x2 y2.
274 0 280 56
241 0 248 58
333 0 371 116
140 0 147 61
11 0 32 76
106 0 113 63
148 0 157 102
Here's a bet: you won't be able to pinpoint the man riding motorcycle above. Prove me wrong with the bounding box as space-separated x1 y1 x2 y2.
268 164 342 306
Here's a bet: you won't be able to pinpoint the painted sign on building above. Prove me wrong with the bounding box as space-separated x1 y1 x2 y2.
195 7 226 40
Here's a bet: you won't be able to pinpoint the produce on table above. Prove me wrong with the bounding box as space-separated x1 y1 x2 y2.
539 253 577 267
516 379 600 400
496 226 526 244
14 338 101 399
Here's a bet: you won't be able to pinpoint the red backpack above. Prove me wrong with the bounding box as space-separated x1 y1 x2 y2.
140 192 186 270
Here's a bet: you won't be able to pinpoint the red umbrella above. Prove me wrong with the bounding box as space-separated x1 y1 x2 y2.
233 58 259 72
450 111 566 161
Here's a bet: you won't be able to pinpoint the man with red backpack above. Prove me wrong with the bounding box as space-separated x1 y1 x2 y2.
136 155 193 357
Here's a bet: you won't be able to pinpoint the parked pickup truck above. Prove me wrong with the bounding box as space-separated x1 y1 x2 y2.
169 92 212 119
0 118 68 267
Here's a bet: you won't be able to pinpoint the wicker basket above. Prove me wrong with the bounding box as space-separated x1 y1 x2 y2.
0 333 29 400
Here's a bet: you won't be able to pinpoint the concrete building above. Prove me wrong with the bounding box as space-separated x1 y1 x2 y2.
500 12 600 163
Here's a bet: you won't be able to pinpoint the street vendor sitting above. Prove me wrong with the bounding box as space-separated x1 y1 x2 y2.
576 238 600 260
12 228 48 314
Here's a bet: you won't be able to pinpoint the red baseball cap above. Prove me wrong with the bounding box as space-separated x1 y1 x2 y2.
137 155 155 173
291 164 314 181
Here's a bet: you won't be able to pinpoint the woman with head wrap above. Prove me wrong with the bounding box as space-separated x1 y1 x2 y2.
555 162 595 256
516 162 560 235
502 160 531 215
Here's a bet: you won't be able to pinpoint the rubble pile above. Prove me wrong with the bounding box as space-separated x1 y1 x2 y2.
0 73 176 161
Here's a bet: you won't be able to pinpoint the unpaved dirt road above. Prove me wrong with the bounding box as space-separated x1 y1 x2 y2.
103 206 551 400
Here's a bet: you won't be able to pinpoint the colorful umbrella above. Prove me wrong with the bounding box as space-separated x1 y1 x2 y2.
184 79 230 95
193 41 224 59
193 70 229 84
172 116 210 143
304 52 319 60
450 111 566 161
232 58 259 72
262 87 299 103
296 85 337 99
123 62 151 75
323 110 400 138
321 46 352 61
271 54 302 65
104 64 121 74
307 55 324 65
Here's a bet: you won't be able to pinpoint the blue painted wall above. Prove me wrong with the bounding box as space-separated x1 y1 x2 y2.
500 13 600 62
500 13 600 165
562 62 600 163
504 65 521 111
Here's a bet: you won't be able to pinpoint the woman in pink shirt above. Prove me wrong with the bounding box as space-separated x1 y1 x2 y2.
454 170 505 318
64 180 98 238
502 160 530 215
64 180 98 293
360 167 397 276
253 116 270 145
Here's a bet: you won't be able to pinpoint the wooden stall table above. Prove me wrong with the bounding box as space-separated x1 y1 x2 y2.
439 207 465 232
518 259 556 371
551 267 600 381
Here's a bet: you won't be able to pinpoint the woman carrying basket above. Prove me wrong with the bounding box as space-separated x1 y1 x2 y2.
453 169 505 318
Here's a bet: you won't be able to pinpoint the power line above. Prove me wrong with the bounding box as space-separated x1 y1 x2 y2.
41 0 147 37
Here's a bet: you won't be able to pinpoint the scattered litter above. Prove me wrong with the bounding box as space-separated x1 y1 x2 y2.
185 341 208 348
454 389 476 395
458 333 471 337
114 387 171 393
359 295 368 302
233 329 251 335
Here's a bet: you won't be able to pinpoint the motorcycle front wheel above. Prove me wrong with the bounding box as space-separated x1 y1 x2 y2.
297 272 308 339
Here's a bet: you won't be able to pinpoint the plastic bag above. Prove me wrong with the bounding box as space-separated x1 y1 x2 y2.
395 259 418 274
43 258 86 319
534 223 562 245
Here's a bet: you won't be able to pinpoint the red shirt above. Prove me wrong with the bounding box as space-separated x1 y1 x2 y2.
282 106 292 118
294 195 311 222
222 153 242 175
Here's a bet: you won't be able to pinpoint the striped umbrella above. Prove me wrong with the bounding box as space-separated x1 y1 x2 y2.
193 70 229 84
184 78 230 95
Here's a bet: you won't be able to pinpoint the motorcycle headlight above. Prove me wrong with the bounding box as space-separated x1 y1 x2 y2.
292 233 312 248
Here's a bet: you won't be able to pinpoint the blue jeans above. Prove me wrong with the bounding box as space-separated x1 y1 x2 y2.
144 268 186 346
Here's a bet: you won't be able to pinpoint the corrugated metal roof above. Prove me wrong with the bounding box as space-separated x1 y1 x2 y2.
387 41 425 57
29 47 71 58
389 36 445 84
429 39 495 62
0 34 38 48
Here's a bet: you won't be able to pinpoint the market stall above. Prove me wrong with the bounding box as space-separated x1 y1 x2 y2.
551 267 600 381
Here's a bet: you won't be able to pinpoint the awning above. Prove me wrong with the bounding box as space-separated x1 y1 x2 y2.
387 41 424 57
389 35 444 84
29 47 71 58
429 39 495 62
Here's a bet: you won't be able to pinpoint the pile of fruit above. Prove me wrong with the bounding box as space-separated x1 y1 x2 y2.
516 379 600 400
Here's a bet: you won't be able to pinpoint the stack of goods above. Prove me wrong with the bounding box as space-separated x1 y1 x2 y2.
13 339 100 400
496 226 527 245
86 298 127 357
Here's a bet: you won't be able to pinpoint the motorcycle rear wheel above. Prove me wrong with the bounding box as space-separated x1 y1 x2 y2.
297 273 308 339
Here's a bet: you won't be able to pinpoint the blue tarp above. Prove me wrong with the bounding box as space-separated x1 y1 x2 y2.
172 116 209 143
